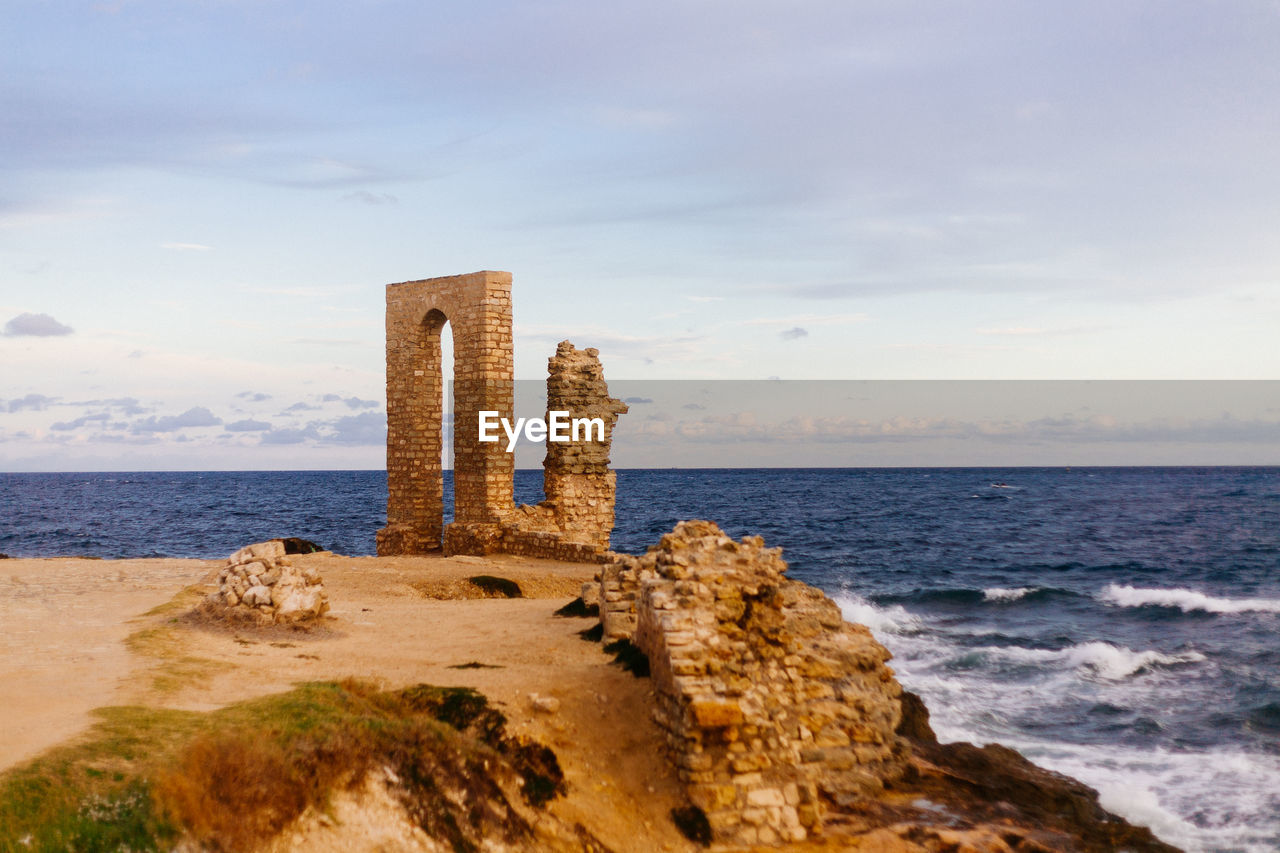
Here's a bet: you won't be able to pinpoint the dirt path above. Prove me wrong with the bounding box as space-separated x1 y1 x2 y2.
0 556 218 770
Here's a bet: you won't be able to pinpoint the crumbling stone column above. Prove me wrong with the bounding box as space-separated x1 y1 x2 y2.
498 342 628 561
378 271 514 555
541 342 628 549
604 521 909 846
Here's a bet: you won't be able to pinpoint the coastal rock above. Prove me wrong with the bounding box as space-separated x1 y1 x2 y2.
202 540 329 626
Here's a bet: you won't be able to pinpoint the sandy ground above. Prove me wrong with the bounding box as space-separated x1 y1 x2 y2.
0 551 696 852
0 555 222 769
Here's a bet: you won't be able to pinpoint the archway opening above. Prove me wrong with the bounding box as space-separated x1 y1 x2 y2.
440 315 455 525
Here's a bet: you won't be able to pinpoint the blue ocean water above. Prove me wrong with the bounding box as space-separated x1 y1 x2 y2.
2 467 1279 851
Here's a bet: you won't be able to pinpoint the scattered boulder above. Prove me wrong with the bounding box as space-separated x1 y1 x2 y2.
202 540 329 625
529 694 561 714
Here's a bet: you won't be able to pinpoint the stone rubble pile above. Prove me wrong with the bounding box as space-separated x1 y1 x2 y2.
599 520 908 846
207 540 329 625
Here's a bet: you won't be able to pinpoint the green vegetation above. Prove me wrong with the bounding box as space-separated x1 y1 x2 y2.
466 575 523 598
124 586 232 694
0 681 563 852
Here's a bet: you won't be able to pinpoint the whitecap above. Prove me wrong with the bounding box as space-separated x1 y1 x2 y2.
833 593 923 637
1100 584 1280 614
983 586 1034 602
1031 744 1280 853
1060 641 1204 681
975 641 1202 680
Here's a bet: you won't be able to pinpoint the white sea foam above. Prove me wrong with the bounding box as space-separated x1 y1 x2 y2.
1032 745 1280 853
1100 584 1280 614
979 641 1203 680
983 586 1034 602
833 590 1278 850
1060 641 1205 680
834 593 923 637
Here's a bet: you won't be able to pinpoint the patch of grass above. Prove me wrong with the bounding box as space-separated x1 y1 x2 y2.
603 638 650 678
577 623 604 643
136 585 206 619
124 617 231 695
553 597 598 618
466 575 523 598
0 705 201 851
447 661 504 670
0 681 565 853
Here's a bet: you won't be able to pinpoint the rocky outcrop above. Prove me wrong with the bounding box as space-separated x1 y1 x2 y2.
202 540 329 625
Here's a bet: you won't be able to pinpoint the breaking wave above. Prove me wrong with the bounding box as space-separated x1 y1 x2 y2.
1100 584 1280 614
983 586 1035 602
833 593 923 636
999 641 1206 681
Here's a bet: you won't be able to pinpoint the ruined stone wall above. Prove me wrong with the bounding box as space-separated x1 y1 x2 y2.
378 271 514 556
379 273 625 561
542 342 629 548
499 342 628 560
602 521 908 846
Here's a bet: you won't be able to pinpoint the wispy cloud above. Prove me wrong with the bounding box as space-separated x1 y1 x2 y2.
340 190 398 205
323 411 385 444
225 418 271 432
50 412 112 431
516 324 705 365
70 397 149 415
779 327 809 341
4 394 59 412
131 406 222 433
3 313 73 337
159 242 212 251
744 313 868 328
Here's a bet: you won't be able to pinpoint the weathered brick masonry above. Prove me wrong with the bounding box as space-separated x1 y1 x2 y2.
600 521 909 846
377 272 626 561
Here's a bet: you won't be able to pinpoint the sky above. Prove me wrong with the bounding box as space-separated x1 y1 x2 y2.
2 1 1279 470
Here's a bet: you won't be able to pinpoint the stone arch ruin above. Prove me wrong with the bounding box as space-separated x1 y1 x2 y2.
376 271 627 561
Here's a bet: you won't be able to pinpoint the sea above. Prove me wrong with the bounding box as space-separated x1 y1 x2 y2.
2 467 1278 852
